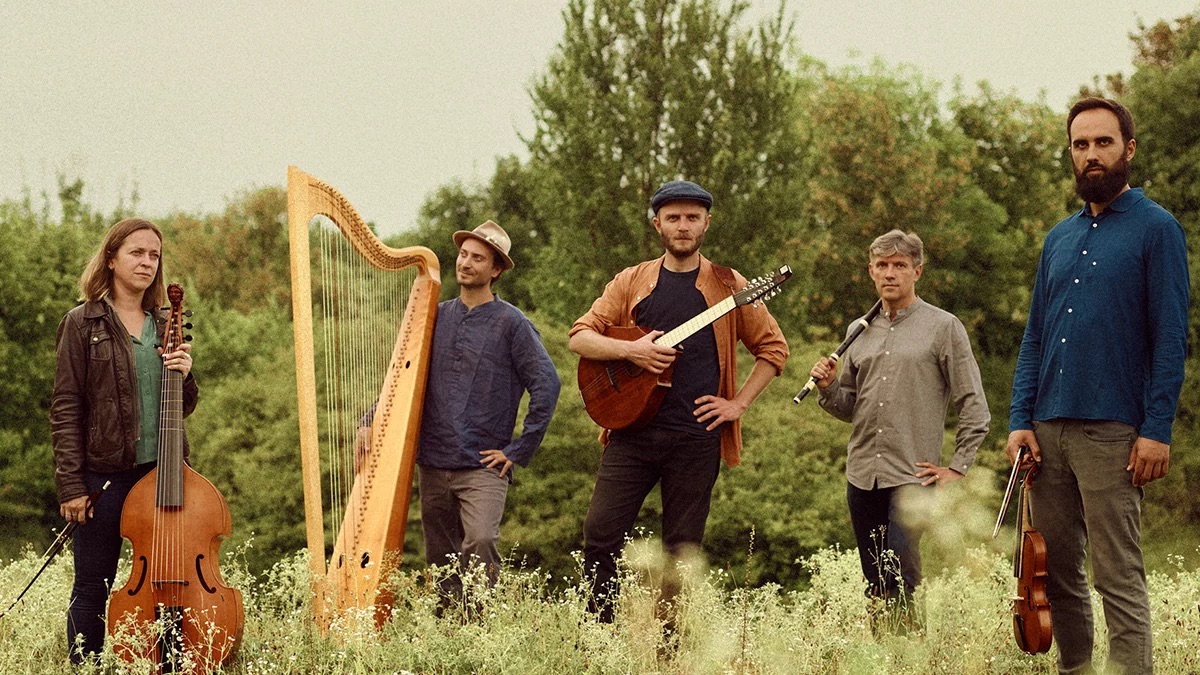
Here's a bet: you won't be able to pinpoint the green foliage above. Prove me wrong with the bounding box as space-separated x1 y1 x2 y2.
182 299 307 573
164 187 292 313
0 189 109 558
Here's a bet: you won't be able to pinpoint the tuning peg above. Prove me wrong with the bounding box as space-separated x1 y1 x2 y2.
184 335 193 342
183 323 193 330
183 310 194 317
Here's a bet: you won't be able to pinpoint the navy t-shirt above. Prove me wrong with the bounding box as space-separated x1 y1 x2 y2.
632 266 721 438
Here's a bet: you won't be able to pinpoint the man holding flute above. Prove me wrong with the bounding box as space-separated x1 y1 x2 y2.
808 229 990 626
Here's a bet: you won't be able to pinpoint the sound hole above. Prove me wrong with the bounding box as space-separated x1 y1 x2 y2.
127 556 148 595
360 552 371 569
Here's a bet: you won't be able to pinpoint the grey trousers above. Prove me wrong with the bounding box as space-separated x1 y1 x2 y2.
418 465 509 584
1031 419 1152 674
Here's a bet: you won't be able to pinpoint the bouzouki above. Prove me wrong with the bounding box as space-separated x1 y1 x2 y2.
578 265 791 430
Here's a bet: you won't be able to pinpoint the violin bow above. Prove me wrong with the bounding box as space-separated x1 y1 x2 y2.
992 446 1030 538
0 481 110 620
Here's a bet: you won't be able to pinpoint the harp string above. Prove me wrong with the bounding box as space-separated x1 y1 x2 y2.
312 216 411 562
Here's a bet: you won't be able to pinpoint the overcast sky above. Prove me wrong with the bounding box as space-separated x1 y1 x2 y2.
2 1 1197 236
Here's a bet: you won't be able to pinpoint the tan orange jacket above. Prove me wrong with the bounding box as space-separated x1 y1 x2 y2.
570 255 789 466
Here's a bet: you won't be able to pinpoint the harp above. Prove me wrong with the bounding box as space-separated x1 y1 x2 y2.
287 166 440 628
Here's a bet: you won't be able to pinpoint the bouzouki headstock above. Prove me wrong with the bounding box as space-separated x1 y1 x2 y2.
733 265 792 307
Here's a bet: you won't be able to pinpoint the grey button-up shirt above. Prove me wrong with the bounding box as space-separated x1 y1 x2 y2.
819 298 990 490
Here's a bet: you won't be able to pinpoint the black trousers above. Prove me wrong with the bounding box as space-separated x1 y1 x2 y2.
67 463 153 663
582 427 721 622
846 481 924 600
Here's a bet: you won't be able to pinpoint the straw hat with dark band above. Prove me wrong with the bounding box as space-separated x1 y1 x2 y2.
453 220 514 270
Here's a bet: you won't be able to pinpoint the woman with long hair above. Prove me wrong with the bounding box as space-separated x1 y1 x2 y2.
50 217 197 664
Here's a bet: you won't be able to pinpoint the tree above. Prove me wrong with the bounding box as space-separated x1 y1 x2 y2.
163 187 292 313
0 182 111 557
945 85 1072 357
523 0 809 324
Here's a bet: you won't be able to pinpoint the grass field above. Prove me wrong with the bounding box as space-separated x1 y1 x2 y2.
2 536 1198 674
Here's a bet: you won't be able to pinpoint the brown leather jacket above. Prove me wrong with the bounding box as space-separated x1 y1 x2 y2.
51 300 198 503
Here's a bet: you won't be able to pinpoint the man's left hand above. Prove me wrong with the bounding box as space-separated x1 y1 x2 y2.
480 449 514 478
1127 437 1170 487
915 462 964 487
693 395 748 432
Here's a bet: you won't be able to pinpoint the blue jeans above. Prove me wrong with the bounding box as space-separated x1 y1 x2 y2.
846 481 924 600
67 464 154 664
1031 419 1152 674
582 428 722 622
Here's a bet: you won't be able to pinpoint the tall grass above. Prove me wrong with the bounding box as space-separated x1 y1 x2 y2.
2 538 1198 674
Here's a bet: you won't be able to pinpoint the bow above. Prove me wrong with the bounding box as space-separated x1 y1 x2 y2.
0 481 110 620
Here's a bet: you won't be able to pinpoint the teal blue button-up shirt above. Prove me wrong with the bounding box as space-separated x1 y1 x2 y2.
1010 188 1190 443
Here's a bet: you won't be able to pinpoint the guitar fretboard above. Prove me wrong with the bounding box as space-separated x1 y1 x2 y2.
653 296 737 348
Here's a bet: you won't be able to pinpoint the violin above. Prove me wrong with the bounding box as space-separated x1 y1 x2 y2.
106 284 244 672
995 446 1052 654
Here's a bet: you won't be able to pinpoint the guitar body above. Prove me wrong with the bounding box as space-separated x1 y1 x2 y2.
577 325 674 431
576 265 791 432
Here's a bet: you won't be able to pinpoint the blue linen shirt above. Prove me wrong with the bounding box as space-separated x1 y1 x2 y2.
417 296 561 470
1009 188 1189 444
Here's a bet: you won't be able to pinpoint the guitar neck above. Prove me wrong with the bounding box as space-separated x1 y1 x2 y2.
653 296 737 348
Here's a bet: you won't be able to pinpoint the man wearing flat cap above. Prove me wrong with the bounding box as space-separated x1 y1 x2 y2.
570 180 789 622
412 220 560 604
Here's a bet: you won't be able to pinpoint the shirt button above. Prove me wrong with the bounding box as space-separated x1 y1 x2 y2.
876 453 882 458
1092 262 1097 266
879 402 884 407
882 376 887 381
1082 250 1088 255
876 429 883 434
1092 223 1098 228
1068 308 1073 313
885 351 890 355
1061 338 1067 343
1074 278 1080 283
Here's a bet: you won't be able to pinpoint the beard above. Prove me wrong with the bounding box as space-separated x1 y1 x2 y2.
1074 155 1130 205
661 230 705 258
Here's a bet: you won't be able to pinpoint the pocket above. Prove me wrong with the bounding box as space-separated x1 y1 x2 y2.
87 399 125 465
88 330 114 362
1079 420 1137 445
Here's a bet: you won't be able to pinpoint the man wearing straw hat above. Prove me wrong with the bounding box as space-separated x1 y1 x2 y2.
412 221 560 602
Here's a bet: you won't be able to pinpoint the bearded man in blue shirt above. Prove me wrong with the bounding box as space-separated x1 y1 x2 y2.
415 220 561 602
1006 98 1189 674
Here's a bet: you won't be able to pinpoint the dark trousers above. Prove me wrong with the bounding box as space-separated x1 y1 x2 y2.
67 464 153 663
846 481 924 600
582 428 721 622
1031 419 1151 674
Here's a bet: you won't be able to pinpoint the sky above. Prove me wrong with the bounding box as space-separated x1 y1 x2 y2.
2 1 1197 236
